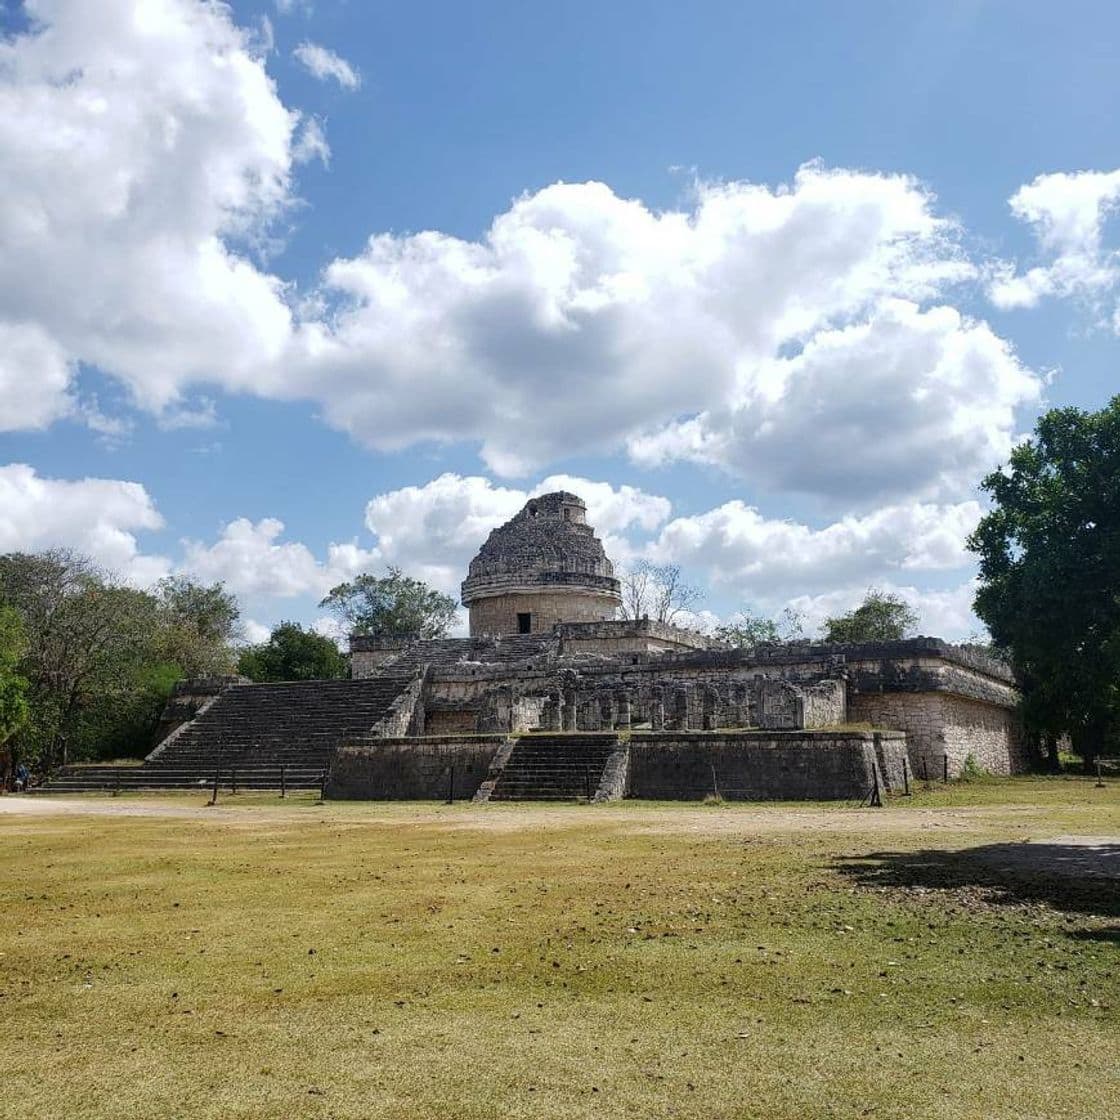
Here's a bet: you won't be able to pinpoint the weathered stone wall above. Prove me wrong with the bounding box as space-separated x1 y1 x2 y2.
424 708 478 735
367 670 426 737
755 679 802 729
849 692 1024 776
801 680 847 728
327 729 906 801
468 589 618 638
627 730 906 800
556 619 717 656
350 638 411 678
326 736 506 799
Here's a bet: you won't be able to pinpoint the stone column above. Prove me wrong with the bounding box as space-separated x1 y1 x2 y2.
598 691 615 730
615 690 632 731
650 687 665 731
544 691 563 732
562 688 578 731
684 685 701 730
702 684 719 731
667 687 689 731
580 695 600 731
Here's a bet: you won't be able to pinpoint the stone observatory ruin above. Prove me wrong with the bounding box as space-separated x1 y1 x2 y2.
59 491 1023 800
461 491 622 637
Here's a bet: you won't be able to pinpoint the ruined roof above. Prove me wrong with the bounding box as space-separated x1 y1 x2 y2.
461 492 621 604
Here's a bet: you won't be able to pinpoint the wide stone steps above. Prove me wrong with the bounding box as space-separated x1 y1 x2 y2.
489 734 619 801
31 764 325 793
37 676 414 795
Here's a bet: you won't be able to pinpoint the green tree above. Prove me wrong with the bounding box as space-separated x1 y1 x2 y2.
969 396 1120 769
0 551 172 765
714 607 804 648
319 568 458 639
238 622 348 682
154 576 240 676
0 604 30 746
822 589 918 643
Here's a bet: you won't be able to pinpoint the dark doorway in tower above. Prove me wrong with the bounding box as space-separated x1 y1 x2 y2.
517 612 532 634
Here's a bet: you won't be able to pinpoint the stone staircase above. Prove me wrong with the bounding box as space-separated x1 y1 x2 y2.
488 733 621 801
35 676 413 793
34 762 323 794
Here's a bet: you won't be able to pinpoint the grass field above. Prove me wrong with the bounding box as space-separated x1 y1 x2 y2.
1 778 1117 1120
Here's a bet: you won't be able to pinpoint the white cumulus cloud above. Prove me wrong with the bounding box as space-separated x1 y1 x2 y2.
0 3 1043 506
0 0 297 418
284 167 1036 500
628 300 1039 500
0 463 169 584
989 168 1120 315
0 321 74 430
179 517 379 598
644 497 982 599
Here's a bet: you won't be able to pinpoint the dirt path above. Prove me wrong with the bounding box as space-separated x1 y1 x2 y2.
0 792 988 831
0 791 1104 834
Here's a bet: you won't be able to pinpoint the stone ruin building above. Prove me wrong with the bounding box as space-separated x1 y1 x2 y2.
44 492 1024 800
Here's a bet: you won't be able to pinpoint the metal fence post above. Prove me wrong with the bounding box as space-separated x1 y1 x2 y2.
280 765 286 798
210 742 222 806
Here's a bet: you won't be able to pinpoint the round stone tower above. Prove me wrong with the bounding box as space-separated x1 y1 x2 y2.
461 492 623 637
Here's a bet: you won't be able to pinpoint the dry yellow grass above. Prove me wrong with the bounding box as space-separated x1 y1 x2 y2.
1 778 1117 1120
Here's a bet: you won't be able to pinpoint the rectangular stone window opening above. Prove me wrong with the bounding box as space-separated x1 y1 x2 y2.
517 612 532 634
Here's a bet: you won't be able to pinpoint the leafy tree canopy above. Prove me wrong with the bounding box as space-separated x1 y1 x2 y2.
822 589 919 643
0 550 244 766
0 604 30 745
714 607 804 648
238 622 348 682
154 576 240 676
969 395 1120 764
319 567 459 640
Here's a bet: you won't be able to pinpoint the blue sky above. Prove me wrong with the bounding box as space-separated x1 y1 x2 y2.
1 0 1118 642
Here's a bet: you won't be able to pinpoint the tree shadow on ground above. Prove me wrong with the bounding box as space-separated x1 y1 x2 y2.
835 840 1120 925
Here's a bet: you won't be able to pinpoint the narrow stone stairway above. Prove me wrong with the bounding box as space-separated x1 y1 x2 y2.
488 733 620 801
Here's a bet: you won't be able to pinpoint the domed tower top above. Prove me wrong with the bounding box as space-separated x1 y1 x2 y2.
461 492 622 637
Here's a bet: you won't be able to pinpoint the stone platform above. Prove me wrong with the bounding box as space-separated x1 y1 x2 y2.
324 728 908 803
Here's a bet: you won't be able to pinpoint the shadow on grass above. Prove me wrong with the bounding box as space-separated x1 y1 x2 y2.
836 840 1120 923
